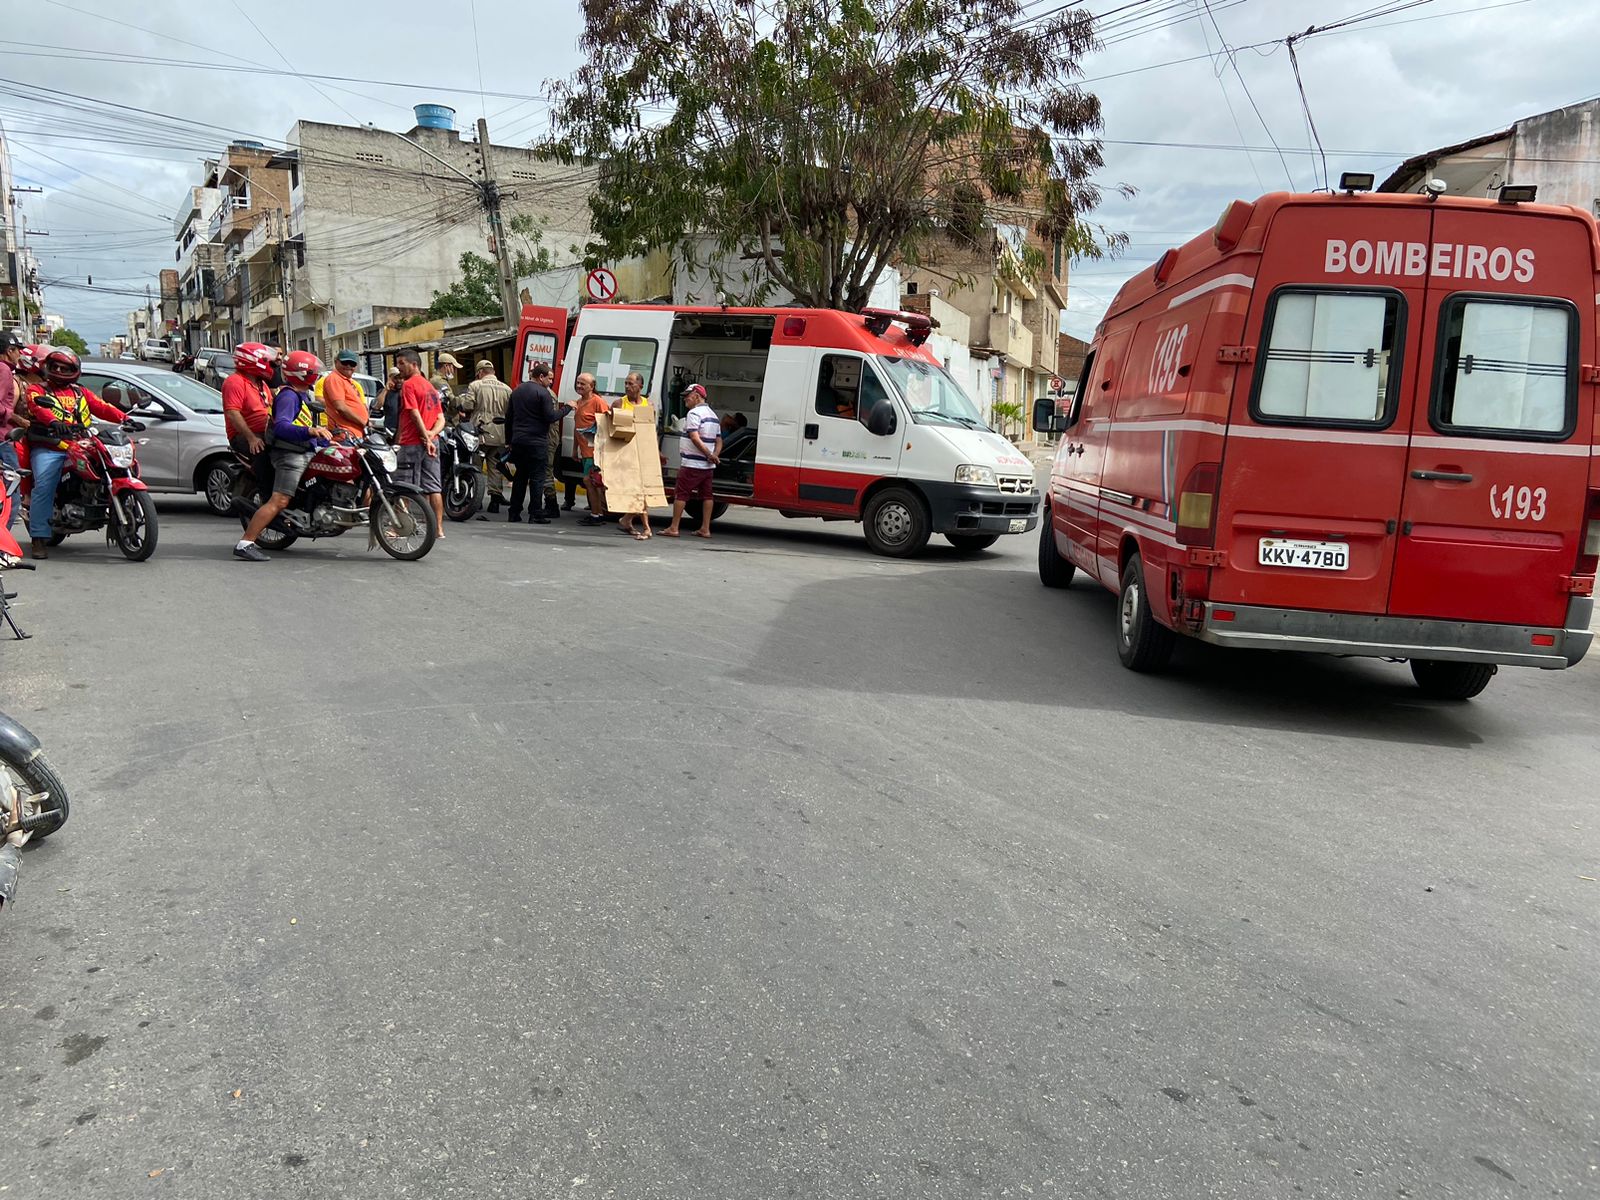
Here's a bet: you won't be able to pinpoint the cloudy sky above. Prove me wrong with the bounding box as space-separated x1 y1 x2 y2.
4 0 1596 346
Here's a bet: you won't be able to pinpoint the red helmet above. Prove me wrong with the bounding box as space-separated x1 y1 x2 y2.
281 350 321 389
233 342 277 381
16 344 47 375
43 348 81 385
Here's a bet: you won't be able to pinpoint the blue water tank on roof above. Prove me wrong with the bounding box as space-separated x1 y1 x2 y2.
413 104 456 131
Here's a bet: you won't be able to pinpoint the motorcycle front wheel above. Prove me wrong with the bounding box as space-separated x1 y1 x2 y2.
444 470 485 522
2 744 69 840
114 491 159 561
370 492 437 561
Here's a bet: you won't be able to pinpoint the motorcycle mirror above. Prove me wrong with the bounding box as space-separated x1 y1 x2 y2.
122 420 147 432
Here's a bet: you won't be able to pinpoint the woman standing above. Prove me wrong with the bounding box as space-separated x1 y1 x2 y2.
614 371 659 540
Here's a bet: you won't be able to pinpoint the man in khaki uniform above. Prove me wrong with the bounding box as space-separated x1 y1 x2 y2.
431 352 462 420
460 359 512 516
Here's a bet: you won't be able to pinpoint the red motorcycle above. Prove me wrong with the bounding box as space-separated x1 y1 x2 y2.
30 420 158 561
227 431 437 561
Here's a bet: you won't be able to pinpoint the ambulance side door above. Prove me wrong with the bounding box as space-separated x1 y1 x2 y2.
1058 326 1130 582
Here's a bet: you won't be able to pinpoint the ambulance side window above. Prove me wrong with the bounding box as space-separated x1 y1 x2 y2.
1432 295 1576 440
1252 287 1404 427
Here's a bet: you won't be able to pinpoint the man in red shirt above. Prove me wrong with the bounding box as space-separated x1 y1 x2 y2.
221 343 277 454
395 349 446 536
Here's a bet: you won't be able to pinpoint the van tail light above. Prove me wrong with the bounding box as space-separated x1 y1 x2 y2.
1176 462 1221 546
1578 488 1600 576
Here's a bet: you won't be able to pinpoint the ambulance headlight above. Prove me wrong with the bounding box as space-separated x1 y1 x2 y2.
955 464 997 486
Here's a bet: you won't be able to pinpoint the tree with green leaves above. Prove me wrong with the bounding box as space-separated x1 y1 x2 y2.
546 0 1123 311
417 252 505 322
49 327 88 356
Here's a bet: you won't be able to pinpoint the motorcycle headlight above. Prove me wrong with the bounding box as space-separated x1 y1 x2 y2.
374 449 398 473
107 444 135 467
460 431 481 452
954 464 996 486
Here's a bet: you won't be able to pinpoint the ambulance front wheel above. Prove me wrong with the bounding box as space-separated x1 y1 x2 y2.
1038 509 1076 588
864 487 931 558
1117 554 1176 672
1409 659 1496 700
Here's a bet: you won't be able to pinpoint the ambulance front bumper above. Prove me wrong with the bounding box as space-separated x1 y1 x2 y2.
1196 599 1593 669
921 482 1040 535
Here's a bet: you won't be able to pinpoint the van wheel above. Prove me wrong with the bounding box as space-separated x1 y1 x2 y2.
1410 659 1496 700
863 487 931 557
1117 554 1175 672
945 532 999 554
1038 506 1075 588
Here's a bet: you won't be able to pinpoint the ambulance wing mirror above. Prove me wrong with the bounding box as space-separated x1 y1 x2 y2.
1032 396 1067 435
865 400 898 437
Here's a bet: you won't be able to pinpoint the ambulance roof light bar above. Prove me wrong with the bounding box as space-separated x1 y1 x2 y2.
1339 172 1375 194
1498 183 1538 204
861 307 934 346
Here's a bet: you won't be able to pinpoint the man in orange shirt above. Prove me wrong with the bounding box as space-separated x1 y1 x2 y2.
321 350 368 442
571 371 610 526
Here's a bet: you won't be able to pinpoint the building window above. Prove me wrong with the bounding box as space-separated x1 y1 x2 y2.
510 169 538 181
354 152 385 164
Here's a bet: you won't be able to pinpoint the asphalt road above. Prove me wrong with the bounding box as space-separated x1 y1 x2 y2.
3 496 1596 1199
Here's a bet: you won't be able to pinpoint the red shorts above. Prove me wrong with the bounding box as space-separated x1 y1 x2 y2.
674 465 715 502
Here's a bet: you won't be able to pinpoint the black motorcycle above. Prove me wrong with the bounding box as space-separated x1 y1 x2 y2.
439 419 487 522
0 711 69 912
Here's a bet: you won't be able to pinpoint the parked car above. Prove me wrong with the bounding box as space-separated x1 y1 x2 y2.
193 350 235 388
79 360 236 516
118 351 137 361
139 338 173 363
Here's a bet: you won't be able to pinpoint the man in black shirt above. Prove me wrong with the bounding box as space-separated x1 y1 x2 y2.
502 362 567 524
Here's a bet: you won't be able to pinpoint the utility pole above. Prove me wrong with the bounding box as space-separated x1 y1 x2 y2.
475 117 520 323
383 124 518 320
6 186 41 333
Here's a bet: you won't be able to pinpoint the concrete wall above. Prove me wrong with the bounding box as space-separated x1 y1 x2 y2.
1510 101 1600 209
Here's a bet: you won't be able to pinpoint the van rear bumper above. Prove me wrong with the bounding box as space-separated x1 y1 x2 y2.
1195 600 1593 669
920 482 1040 535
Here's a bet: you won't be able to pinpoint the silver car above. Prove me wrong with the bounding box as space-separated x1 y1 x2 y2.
79 361 236 516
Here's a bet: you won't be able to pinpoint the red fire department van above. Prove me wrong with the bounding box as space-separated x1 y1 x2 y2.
512 303 1039 556
1033 178 1597 699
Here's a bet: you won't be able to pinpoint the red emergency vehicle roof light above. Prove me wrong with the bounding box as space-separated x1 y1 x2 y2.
782 316 808 338
1153 248 1179 285
1213 200 1254 252
861 307 933 345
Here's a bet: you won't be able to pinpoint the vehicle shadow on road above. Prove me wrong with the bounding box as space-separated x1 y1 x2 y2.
729 567 1543 748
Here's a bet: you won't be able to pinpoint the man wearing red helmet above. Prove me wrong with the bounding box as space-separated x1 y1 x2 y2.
234 350 333 562
222 342 277 455
24 348 127 559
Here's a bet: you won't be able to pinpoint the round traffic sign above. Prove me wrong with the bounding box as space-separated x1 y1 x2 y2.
585 267 618 301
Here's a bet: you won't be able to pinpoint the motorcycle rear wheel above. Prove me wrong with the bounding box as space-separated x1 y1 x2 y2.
114 491 158 562
2 745 69 840
370 493 437 561
444 470 485 522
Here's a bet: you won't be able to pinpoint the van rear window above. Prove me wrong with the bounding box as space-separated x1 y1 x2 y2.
1432 296 1575 439
1253 288 1403 427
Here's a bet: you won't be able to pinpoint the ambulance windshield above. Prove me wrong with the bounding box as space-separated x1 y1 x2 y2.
879 356 990 430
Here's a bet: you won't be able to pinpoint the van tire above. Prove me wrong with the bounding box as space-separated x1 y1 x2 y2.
945 532 1000 554
863 487 931 557
1038 508 1075 588
1410 659 1496 700
1117 554 1175 672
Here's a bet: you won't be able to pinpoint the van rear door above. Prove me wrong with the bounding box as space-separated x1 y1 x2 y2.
1387 209 1594 627
1211 204 1432 614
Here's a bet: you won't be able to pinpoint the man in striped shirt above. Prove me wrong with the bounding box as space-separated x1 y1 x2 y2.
662 383 721 539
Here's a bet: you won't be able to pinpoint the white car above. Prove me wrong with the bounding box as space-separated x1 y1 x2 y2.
139 338 172 363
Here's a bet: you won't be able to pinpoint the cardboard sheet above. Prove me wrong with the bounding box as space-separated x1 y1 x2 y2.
595 403 669 511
